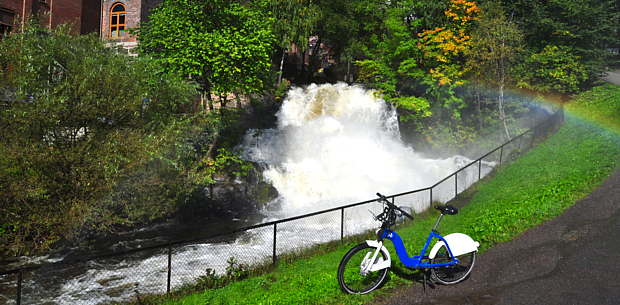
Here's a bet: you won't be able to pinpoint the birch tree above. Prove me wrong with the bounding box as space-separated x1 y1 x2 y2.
468 0 522 140
261 0 319 84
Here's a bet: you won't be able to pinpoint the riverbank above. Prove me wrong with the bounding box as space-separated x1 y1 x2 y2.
143 83 620 304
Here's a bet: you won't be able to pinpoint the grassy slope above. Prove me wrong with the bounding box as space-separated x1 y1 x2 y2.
159 83 620 305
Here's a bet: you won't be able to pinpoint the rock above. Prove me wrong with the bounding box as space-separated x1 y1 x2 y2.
190 168 278 222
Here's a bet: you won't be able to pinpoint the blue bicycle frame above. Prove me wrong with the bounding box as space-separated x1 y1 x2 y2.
380 228 459 269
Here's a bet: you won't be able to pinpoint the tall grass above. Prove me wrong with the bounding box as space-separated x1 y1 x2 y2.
146 83 620 305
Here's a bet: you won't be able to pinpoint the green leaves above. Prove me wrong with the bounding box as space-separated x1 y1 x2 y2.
135 0 275 98
504 0 619 83
467 0 523 84
393 96 432 122
516 45 588 94
198 148 254 185
264 0 319 50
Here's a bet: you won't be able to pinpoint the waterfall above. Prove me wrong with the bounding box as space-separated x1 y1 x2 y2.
242 82 483 216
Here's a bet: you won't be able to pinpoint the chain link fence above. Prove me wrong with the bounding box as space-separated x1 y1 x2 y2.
0 106 563 305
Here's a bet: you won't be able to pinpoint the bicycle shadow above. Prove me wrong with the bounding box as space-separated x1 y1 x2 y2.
386 266 437 291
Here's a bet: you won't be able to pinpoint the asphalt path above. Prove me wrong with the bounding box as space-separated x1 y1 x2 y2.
601 70 620 86
371 76 620 304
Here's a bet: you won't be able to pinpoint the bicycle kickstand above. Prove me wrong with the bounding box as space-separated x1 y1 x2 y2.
423 270 428 294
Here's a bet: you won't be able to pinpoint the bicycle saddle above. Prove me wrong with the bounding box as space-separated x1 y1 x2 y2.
434 205 458 215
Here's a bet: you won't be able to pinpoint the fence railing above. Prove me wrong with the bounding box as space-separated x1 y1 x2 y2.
0 106 564 305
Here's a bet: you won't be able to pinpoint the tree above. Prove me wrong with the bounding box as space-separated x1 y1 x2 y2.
260 0 319 84
417 0 480 86
467 0 523 140
353 0 481 125
355 0 438 122
503 0 619 84
0 17 199 255
516 45 587 94
135 0 275 109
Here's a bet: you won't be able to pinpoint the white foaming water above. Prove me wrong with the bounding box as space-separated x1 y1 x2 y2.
242 82 484 216
2 83 496 304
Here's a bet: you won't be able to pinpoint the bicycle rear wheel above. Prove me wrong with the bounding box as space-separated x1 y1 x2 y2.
430 244 475 285
337 243 389 294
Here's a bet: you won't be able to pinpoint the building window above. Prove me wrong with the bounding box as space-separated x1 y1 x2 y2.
0 8 15 38
110 3 126 38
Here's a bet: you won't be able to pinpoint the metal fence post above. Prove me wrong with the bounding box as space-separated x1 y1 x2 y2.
531 126 537 148
518 134 523 150
16 271 22 305
455 173 458 198
478 159 482 180
272 223 277 265
430 188 433 206
340 208 344 244
167 244 172 296
500 146 504 165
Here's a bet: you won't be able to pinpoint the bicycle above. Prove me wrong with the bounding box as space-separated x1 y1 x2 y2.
337 193 479 294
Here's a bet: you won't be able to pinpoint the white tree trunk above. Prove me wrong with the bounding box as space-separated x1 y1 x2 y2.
278 50 285 85
498 59 511 140
476 87 483 131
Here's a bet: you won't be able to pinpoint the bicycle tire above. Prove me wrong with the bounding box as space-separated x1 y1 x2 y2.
430 244 475 285
337 242 389 294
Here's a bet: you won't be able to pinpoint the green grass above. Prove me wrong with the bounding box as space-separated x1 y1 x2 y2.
149 83 620 305
567 83 620 133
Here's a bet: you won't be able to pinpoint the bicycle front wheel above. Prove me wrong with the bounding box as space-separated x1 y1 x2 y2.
430 244 476 285
337 243 389 294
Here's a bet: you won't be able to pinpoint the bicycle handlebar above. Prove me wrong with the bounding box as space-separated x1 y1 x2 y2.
376 192 414 220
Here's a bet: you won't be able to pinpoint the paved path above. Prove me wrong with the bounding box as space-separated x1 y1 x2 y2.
372 168 620 304
601 70 620 86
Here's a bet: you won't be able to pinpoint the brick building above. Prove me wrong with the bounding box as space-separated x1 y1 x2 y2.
0 0 161 49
